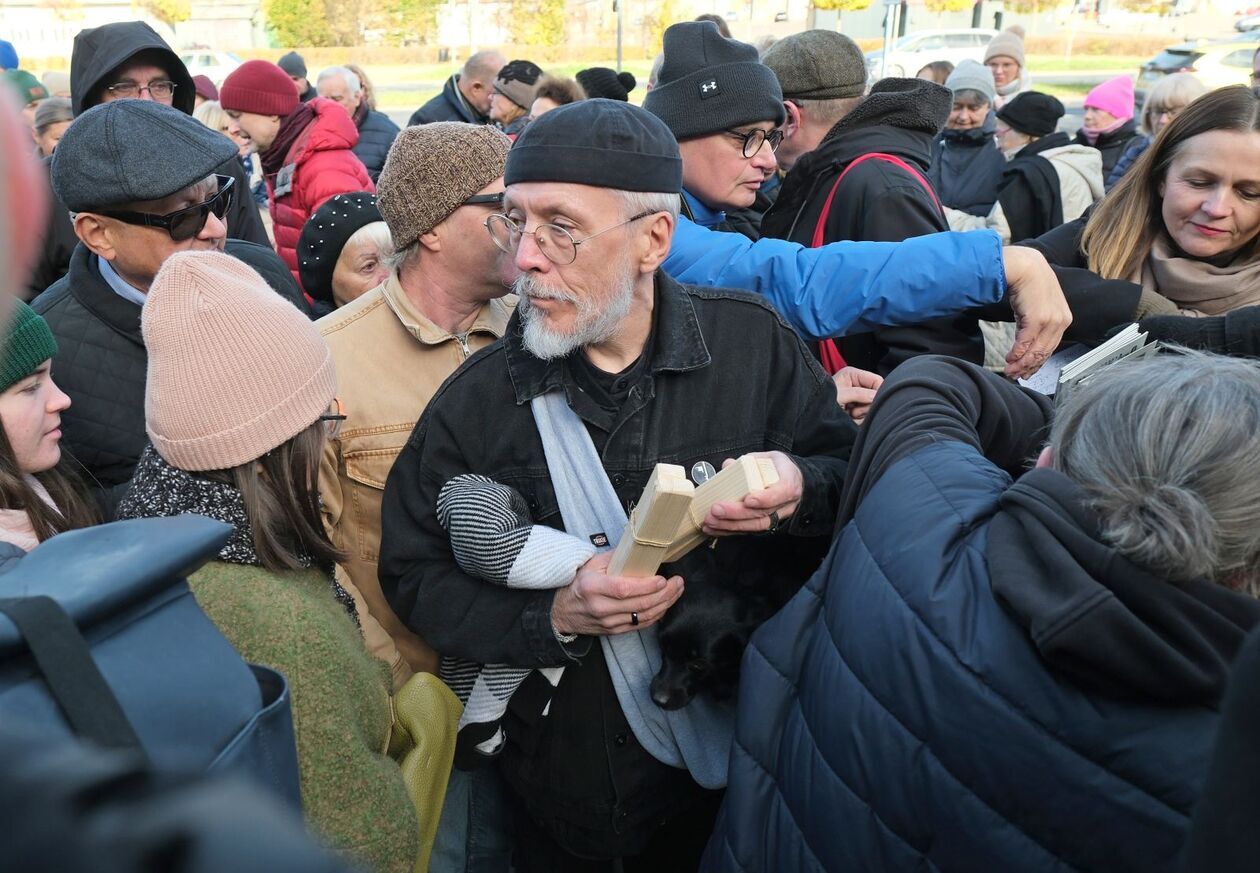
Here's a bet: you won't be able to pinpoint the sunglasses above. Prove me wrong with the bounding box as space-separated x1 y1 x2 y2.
100 175 235 242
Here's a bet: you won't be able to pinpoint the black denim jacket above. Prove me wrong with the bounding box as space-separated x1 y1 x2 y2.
378 273 855 855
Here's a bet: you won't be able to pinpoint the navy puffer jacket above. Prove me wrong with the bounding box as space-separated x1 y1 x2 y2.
704 356 1260 873
353 109 400 183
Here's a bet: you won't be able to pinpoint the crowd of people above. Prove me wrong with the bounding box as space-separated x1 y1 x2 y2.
3 11 1260 873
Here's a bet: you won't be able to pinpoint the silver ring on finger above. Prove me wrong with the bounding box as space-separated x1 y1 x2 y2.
630 611 640 626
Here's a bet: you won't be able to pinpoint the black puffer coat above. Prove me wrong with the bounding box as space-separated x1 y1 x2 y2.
929 112 1005 217
352 109 400 183
1074 118 1141 181
31 242 309 518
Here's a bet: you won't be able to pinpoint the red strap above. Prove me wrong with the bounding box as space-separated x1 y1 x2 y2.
812 152 944 374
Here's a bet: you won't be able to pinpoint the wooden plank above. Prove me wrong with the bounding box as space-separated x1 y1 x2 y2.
662 455 780 563
608 464 695 577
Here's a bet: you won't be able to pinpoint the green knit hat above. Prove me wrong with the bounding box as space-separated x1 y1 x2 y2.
1 302 58 392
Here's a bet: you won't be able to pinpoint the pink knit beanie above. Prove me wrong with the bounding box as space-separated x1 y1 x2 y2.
1084 75 1135 122
143 250 336 471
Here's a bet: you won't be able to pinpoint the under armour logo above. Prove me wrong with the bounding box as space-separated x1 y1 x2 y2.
699 79 720 98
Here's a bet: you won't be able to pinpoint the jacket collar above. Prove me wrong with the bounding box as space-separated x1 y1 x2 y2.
503 271 711 404
380 271 512 346
67 244 145 348
681 190 725 228
1014 131 1072 160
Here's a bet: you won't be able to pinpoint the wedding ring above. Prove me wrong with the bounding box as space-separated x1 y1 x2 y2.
631 612 640 626
768 510 781 533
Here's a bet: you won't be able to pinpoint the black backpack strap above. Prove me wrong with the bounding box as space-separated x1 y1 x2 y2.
0 596 144 753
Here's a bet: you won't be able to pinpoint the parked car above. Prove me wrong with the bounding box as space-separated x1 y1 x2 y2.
1236 11 1260 31
178 50 243 87
865 29 998 79
1137 38 1259 101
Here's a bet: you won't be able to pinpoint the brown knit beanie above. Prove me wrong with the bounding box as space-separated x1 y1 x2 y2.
376 122 510 250
143 250 336 472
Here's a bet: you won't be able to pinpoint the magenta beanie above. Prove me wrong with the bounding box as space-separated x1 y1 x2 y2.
1084 75 1135 122
220 60 299 117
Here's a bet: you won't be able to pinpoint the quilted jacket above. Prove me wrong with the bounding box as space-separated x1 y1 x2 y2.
352 109 400 183
31 242 310 517
267 98 375 284
704 356 1260 873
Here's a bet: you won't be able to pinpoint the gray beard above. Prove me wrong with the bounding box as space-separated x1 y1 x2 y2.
515 271 636 360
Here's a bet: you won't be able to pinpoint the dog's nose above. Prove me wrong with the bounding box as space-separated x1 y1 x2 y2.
652 687 673 707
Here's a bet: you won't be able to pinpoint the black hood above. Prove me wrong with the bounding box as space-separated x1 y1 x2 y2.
71 21 194 117
987 468 1260 708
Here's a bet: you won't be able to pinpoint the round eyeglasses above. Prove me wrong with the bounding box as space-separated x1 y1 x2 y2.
484 210 656 265
724 127 784 158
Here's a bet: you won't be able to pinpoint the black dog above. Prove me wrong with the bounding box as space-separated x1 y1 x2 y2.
651 535 825 710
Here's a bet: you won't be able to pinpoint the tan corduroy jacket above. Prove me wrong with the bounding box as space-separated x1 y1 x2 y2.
318 272 515 689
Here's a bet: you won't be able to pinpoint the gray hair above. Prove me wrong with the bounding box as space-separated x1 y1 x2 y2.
1051 349 1260 594
616 190 680 223
648 53 665 91
383 239 419 274
952 88 991 109
316 66 361 96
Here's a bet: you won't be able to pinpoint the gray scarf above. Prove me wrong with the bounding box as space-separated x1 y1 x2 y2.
1137 234 1260 316
531 390 733 789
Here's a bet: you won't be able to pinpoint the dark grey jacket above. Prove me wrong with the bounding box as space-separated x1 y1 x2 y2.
352 109 400 182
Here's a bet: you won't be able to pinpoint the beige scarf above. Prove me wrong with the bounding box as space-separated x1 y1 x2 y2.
0 476 60 553
1135 235 1260 317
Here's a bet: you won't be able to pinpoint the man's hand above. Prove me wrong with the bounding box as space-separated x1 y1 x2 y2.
1001 245 1072 379
703 451 803 535
551 551 684 637
832 366 883 423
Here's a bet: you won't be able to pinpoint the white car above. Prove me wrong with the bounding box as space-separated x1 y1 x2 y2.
865 29 999 80
178 50 243 87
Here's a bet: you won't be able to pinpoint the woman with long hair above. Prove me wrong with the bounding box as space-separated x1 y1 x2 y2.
0 301 96 550
1025 85 1260 346
116 250 418 873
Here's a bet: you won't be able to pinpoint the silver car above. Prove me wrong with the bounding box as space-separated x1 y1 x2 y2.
865 29 999 80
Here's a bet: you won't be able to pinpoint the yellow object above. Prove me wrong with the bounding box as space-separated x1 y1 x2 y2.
387 672 463 873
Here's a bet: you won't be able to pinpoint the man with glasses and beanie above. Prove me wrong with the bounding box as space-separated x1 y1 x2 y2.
319 120 518 873
32 99 305 518
28 20 269 299
378 98 855 870
644 20 1071 382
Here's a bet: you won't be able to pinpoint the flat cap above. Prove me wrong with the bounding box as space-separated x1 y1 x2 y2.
761 30 867 101
52 99 237 211
506 99 681 193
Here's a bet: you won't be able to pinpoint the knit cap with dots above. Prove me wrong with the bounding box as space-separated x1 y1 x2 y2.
297 192 383 304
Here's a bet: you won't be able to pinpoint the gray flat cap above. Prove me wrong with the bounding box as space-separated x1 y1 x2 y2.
51 99 238 212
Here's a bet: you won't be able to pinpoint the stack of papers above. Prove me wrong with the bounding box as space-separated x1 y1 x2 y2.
1055 324 1156 406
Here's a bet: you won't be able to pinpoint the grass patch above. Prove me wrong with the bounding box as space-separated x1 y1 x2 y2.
1030 54 1147 72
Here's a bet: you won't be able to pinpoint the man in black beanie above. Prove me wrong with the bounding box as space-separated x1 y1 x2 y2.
379 98 855 870
643 20 784 239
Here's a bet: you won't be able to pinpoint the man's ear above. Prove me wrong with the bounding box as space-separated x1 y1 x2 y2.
73 213 117 262
1035 445 1054 469
418 226 442 253
637 211 675 274
782 101 802 137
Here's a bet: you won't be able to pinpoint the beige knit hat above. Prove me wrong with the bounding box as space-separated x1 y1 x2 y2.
143 250 336 472
984 28 1026 68
376 122 510 250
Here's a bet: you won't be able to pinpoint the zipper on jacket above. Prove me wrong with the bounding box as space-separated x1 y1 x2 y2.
455 333 471 359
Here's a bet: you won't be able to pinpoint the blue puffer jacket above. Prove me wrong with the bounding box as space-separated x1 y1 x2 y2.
704 356 1260 873
664 216 1007 343
353 109 400 183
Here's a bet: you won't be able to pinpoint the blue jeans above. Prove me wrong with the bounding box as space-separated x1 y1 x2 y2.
429 766 512 873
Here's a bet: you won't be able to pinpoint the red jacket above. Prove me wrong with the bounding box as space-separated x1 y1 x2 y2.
266 98 375 286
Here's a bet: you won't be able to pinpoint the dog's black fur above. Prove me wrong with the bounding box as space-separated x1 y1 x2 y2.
651 535 826 710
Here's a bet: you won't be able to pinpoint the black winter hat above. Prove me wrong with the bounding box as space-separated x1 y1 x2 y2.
277 51 307 78
576 67 636 101
643 21 786 139
997 91 1065 138
298 193 384 304
506 99 682 193
52 99 237 211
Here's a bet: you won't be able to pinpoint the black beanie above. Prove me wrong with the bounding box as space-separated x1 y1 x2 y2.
576 67 636 101
643 21 786 139
996 91 1065 138
505 99 682 193
298 192 384 303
